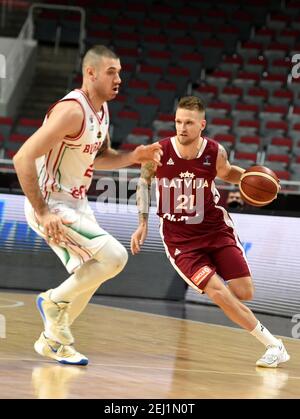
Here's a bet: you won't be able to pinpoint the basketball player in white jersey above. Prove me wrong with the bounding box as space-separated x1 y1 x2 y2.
13 45 162 365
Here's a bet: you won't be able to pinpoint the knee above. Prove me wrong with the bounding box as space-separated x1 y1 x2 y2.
233 285 254 301
110 244 128 273
101 240 128 275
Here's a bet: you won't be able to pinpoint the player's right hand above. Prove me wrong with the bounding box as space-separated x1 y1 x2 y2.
36 210 72 245
130 224 148 255
132 143 163 167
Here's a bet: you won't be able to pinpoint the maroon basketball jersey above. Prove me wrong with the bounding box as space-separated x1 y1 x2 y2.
156 136 234 251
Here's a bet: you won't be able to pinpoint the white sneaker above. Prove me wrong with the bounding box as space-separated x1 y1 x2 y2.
34 333 88 366
36 290 74 345
256 340 290 368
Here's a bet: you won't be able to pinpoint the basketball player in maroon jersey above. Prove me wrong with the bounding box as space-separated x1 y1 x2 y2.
131 96 290 368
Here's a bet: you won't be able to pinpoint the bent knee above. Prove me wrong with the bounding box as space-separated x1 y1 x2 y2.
232 286 254 301
112 244 128 272
102 239 128 272
228 277 255 301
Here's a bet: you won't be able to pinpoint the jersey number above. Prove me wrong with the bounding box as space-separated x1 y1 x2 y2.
84 164 93 178
176 195 195 211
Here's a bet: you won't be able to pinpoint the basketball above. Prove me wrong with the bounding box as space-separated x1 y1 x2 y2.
239 166 280 207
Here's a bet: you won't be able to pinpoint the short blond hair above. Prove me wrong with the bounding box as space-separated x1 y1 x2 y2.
177 96 205 113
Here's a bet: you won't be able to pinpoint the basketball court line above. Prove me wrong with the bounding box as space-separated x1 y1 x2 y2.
90 301 300 343
1 294 299 383
79 363 300 380
0 291 296 340
0 298 299 382
0 291 298 342
0 356 298 380
0 298 25 308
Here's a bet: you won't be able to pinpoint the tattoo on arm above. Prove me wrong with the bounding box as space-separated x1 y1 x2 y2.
219 145 227 164
216 144 229 172
137 180 151 224
137 162 156 224
141 161 156 181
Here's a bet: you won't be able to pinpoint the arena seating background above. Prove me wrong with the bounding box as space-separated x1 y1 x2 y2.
1 0 300 185
0 0 300 314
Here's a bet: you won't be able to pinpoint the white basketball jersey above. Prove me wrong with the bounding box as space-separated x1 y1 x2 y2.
36 89 109 202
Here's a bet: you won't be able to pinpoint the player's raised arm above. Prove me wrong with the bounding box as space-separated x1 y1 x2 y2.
94 132 163 170
216 143 245 184
131 161 157 255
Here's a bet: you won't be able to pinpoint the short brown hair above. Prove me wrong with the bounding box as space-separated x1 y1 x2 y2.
82 45 119 72
177 96 205 113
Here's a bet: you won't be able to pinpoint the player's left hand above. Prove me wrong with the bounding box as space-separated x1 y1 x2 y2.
35 210 72 245
131 224 148 255
132 143 163 166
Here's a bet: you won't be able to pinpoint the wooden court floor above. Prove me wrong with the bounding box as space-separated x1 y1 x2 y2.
0 292 300 399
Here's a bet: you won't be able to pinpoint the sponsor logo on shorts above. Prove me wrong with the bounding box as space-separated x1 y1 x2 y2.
191 266 212 286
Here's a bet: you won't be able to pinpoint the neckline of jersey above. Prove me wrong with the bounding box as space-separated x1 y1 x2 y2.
170 136 207 160
75 89 105 125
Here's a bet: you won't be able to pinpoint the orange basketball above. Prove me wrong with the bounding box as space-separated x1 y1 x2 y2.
239 166 280 207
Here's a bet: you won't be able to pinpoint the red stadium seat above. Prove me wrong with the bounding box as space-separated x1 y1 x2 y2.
235 151 257 162
211 118 233 128
206 70 233 93
157 129 176 139
214 133 235 144
267 154 290 163
10 134 27 143
240 135 261 145
235 120 260 137
219 86 243 106
269 89 293 106
0 116 13 140
252 28 275 46
5 149 16 159
145 50 171 69
271 137 292 149
119 143 139 151
193 85 218 103
213 133 235 152
126 127 153 145
274 170 291 180
219 54 243 74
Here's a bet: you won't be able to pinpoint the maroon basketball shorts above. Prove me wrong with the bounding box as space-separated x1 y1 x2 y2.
162 242 251 294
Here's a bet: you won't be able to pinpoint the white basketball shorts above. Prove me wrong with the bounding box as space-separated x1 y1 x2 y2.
24 194 111 273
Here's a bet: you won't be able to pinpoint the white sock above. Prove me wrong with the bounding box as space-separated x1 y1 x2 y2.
250 321 281 347
69 285 99 325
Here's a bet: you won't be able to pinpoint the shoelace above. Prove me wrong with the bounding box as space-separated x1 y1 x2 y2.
45 335 75 358
57 344 77 358
261 345 281 360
